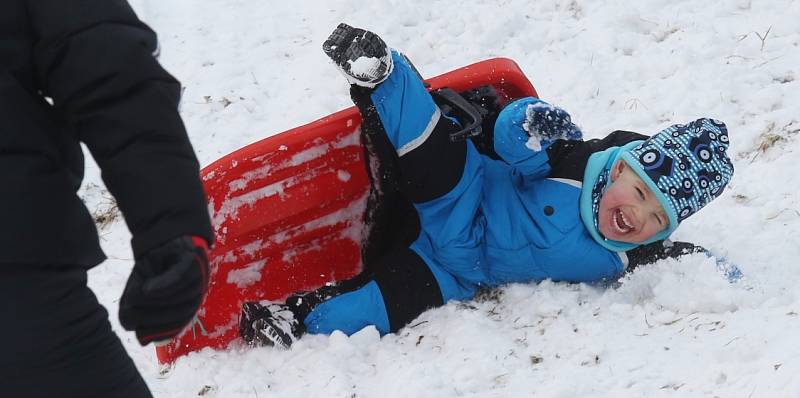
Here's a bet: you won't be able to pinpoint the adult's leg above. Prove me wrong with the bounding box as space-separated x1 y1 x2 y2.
0 265 152 398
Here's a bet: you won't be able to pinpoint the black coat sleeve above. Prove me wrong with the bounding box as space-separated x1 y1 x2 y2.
545 130 650 180
27 0 213 256
625 240 707 272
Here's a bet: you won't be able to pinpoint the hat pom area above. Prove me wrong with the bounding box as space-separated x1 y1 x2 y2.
620 118 734 232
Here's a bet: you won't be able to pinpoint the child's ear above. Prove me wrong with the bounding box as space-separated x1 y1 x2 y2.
610 160 626 181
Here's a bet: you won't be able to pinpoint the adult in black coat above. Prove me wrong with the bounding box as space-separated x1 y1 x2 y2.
1 1 213 397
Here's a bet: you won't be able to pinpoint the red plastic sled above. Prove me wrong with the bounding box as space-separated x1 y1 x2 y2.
155 58 538 365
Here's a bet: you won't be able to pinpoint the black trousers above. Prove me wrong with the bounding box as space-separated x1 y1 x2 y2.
0 265 152 398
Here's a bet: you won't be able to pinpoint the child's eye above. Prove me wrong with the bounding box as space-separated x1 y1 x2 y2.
635 187 645 200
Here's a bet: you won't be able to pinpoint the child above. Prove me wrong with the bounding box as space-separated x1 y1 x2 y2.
239 24 734 349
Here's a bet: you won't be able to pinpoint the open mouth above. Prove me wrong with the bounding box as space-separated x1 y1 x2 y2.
613 209 634 234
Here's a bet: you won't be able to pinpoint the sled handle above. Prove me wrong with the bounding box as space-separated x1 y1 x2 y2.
430 88 484 142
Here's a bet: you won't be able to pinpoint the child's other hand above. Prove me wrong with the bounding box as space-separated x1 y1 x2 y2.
523 101 583 151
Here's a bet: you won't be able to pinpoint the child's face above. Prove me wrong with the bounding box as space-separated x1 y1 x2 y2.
598 160 668 243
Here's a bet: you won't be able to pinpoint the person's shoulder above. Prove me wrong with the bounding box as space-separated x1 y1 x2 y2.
587 130 649 151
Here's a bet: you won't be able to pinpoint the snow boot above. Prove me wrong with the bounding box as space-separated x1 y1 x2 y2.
239 301 303 349
323 23 393 88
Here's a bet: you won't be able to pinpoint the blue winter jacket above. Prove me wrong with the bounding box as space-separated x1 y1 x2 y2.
369 52 648 295
480 98 628 285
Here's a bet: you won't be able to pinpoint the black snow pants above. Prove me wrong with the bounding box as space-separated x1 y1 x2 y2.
0 265 152 398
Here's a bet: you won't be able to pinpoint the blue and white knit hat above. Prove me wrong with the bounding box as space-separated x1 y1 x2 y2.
620 118 734 234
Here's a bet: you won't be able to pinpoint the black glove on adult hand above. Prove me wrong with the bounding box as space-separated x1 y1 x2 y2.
119 235 209 345
322 23 393 88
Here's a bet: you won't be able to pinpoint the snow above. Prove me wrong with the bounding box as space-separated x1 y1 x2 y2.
347 56 383 79
226 260 266 289
80 0 800 396
338 169 352 182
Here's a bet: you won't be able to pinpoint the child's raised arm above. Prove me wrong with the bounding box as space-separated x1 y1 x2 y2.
493 98 583 178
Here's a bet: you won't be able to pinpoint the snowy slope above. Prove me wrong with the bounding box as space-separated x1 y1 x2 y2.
82 0 800 396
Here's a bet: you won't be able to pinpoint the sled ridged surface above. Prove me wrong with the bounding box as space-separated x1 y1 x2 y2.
156 58 538 365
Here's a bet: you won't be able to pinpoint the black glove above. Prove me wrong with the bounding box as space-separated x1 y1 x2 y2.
119 235 209 345
322 23 393 87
